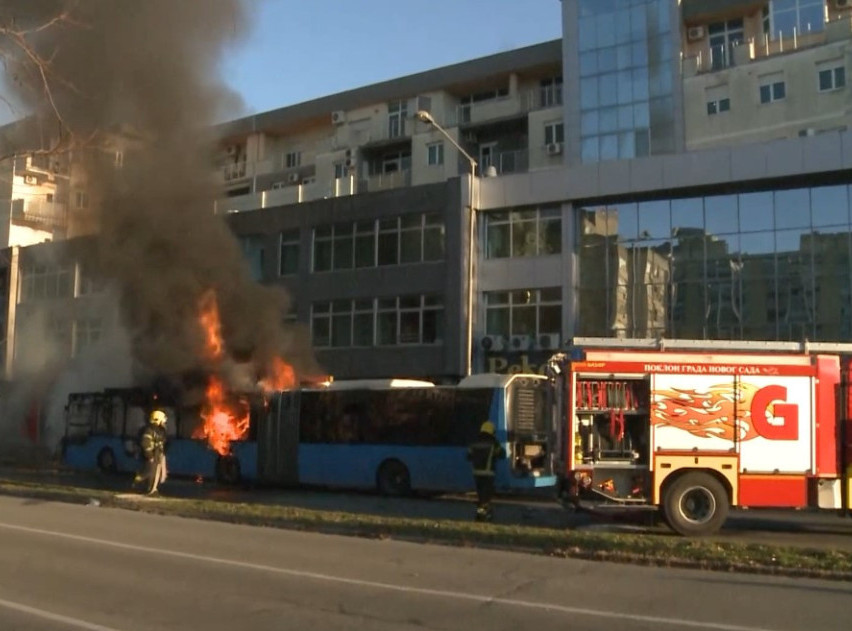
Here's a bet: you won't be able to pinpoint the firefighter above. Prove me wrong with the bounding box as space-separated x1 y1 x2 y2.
467 420 506 522
133 409 168 495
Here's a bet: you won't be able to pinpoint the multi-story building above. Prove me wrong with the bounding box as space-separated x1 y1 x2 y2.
4 0 852 383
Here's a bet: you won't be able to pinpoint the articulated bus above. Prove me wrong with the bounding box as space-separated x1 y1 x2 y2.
257 374 557 494
61 373 558 495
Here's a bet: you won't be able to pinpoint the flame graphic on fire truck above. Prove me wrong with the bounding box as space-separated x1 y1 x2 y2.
652 382 763 442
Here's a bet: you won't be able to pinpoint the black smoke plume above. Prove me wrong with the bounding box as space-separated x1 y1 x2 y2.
0 0 319 382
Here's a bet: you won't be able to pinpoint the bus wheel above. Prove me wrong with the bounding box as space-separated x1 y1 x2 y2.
96 447 117 474
376 460 411 497
215 455 241 486
662 471 729 536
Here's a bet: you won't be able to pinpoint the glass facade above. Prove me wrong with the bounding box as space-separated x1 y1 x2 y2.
484 206 561 259
577 184 852 341
578 0 675 162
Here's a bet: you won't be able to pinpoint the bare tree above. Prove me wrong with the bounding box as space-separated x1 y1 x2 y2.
0 0 95 157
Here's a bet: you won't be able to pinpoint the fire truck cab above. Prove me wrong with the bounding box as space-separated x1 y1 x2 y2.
548 338 852 536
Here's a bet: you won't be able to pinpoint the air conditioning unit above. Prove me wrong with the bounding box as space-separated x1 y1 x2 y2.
509 334 533 351
331 110 346 125
537 333 561 350
287 172 300 184
23 175 38 185
479 335 505 352
546 142 563 156
687 26 705 41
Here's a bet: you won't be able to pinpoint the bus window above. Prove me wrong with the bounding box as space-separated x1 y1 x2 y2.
126 406 147 439
451 389 493 446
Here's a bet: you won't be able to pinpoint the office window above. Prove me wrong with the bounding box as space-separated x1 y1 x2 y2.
759 80 786 104
239 235 265 282
706 98 731 115
378 295 443 346
76 264 105 297
819 66 845 92
312 294 443 347
313 213 444 271
311 302 332 347
484 288 562 338
285 151 301 169
352 299 374 346
279 229 299 276
426 142 444 166
485 206 562 259
74 318 102 355
354 220 375 268
544 122 564 145
19 264 74 302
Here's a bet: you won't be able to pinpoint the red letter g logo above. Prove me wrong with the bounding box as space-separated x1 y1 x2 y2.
750 385 798 440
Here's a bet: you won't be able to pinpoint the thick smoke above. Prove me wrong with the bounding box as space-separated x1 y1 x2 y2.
2 0 320 384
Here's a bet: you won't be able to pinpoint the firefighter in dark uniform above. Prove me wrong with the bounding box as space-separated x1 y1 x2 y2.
467 421 506 522
133 409 168 495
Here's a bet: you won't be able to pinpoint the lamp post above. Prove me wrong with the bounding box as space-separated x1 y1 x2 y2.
414 110 478 377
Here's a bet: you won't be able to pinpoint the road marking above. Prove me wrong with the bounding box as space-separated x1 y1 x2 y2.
0 597 122 631
0 521 780 631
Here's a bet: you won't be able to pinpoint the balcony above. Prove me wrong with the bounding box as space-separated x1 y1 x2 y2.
213 176 356 215
360 169 412 192
684 18 850 76
450 87 562 127
14 153 67 178
10 198 67 227
483 149 529 176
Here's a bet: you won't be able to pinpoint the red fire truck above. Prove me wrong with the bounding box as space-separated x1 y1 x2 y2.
547 338 852 536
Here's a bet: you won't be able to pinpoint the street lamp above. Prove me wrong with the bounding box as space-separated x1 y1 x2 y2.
414 110 478 377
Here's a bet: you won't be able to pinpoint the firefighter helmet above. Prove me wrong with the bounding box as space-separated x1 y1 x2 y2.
480 421 495 435
149 409 167 426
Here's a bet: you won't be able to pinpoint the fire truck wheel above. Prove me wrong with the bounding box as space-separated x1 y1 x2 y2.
215 455 241 486
662 471 729 536
376 459 411 497
96 447 117 474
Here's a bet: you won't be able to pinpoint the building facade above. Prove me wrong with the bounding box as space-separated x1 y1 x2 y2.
3 0 852 381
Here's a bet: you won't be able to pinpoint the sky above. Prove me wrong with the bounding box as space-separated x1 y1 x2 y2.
220 0 563 122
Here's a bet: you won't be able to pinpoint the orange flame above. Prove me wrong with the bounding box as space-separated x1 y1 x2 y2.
259 356 296 394
199 290 224 360
192 376 250 456
652 383 761 442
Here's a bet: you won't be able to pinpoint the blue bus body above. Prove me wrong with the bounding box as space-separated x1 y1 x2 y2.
60 389 254 482
257 374 557 494
62 373 557 495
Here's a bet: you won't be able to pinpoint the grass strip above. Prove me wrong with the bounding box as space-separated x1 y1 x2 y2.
1 479 850 581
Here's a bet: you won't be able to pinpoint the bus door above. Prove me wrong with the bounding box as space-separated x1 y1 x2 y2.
257 390 300 486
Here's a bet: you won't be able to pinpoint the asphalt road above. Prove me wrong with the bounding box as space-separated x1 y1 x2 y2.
0 495 849 631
